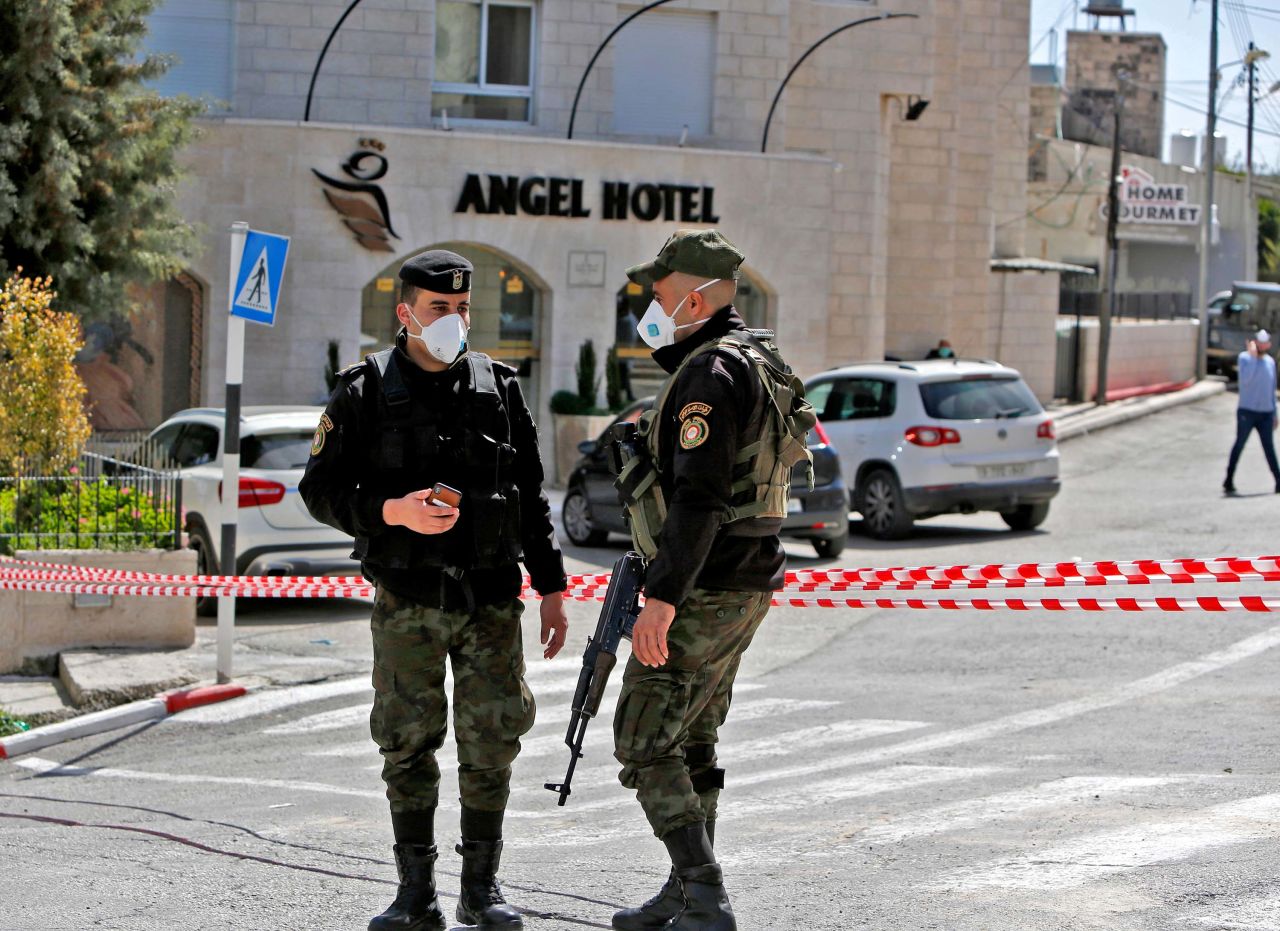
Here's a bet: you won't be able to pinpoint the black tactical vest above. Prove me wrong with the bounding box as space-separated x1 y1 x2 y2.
352 349 523 572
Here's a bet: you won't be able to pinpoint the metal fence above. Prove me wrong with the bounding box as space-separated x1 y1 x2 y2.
1059 290 1195 322
0 459 182 554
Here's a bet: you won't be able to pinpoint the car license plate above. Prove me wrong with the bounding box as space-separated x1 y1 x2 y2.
977 462 1030 480
787 497 803 514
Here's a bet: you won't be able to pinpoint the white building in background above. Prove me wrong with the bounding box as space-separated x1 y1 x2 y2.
102 0 1064 459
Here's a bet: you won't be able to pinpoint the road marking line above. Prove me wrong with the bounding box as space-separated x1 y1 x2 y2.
518 765 998 844
172 676 371 724
265 704 367 735
13 756 384 800
1175 893 1280 928
732 624 1280 788
739 719 929 759
936 792 1280 891
851 775 1213 845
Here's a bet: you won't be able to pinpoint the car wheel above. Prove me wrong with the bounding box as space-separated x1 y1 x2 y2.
812 526 848 559
188 523 219 617
1001 502 1050 531
858 470 914 540
562 490 608 547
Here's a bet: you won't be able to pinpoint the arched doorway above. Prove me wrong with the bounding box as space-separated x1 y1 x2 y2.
612 269 771 398
361 243 547 413
78 271 204 430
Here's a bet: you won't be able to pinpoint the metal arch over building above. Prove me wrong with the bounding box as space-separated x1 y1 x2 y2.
566 0 684 140
760 12 918 153
304 0 366 123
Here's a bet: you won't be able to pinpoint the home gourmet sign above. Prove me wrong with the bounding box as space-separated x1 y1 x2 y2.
455 174 721 223
1098 166 1202 226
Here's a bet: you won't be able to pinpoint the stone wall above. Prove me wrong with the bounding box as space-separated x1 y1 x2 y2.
989 270 1061 402
1075 319 1199 401
0 550 197 675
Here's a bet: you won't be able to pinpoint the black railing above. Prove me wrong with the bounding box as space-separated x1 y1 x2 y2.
1059 290 1195 322
0 459 182 554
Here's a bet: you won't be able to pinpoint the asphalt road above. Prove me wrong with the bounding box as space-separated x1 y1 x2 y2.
3 391 1279 931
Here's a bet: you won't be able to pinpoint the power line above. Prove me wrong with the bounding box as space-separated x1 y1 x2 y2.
1167 94 1280 138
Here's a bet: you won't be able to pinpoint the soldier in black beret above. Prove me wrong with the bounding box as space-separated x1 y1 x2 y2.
300 248 569 931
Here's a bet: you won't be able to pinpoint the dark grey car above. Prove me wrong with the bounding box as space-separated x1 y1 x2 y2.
561 399 849 557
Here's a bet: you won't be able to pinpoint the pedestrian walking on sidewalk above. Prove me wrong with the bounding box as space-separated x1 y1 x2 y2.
299 249 568 931
607 230 816 931
1223 328 1280 495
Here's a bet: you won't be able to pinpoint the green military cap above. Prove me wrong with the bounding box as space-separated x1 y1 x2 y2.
625 229 744 285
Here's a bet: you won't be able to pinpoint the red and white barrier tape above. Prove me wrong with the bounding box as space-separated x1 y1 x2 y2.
2 555 1279 611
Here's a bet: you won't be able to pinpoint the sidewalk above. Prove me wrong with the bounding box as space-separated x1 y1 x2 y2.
1051 378 1226 441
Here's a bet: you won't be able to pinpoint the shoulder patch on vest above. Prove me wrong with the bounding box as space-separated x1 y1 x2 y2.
678 414 710 450
679 401 712 420
311 413 334 457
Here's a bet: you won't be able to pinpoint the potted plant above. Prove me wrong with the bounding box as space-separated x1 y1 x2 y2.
550 340 617 486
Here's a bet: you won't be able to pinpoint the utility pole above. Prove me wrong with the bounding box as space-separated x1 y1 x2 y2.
1244 43 1271 279
1195 0 1219 381
1097 73 1127 405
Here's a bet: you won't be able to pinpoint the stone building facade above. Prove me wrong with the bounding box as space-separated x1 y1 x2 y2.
129 0 1061 440
1061 29 1165 160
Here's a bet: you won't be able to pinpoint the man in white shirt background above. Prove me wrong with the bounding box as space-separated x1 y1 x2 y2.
1223 328 1280 496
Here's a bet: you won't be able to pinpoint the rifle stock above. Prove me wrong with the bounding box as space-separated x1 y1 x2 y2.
544 550 644 805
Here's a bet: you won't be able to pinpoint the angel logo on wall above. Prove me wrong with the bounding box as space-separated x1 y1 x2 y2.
312 138 401 252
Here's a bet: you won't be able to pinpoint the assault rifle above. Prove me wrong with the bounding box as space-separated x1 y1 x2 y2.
545 421 648 806
544 550 645 806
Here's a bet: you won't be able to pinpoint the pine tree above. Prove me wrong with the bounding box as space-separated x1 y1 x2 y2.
0 0 202 324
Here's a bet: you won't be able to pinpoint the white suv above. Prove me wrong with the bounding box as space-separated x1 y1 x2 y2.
805 360 1060 539
136 407 357 611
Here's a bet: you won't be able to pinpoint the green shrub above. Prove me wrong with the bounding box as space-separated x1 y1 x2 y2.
605 344 626 411
550 390 591 416
576 340 600 407
0 709 30 738
0 477 177 554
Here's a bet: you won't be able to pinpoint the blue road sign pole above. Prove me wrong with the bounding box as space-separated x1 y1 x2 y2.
217 221 249 684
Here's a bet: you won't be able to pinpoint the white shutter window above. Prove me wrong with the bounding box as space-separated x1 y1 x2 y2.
612 10 715 137
143 0 234 104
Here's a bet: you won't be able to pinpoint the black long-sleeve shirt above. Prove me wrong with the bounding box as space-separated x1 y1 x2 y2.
644 305 786 605
299 337 566 609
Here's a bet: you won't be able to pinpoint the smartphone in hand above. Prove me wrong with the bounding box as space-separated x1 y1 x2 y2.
427 483 462 508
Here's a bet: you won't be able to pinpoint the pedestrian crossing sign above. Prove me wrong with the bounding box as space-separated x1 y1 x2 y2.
231 229 291 325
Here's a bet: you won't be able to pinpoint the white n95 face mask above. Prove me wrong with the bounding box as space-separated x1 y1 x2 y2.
408 311 468 365
636 278 721 350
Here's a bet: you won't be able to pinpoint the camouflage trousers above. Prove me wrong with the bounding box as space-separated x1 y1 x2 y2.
613 588 772 838
369 587 536 814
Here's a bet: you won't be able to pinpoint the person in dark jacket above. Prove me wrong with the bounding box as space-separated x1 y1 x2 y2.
610 230 795 931
299 249 568 931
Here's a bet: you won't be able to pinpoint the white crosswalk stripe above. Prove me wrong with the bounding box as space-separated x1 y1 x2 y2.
849 774 1215 846
1175 893 1280 928
936 792 1280 891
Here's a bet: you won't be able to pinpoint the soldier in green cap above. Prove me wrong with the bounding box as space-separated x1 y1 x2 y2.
608 230 816 931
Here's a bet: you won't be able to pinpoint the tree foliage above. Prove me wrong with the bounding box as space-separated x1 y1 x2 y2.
0 0 202 324
0 272 92 472
1259 198 1280 280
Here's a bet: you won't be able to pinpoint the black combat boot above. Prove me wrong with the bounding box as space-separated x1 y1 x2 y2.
368 844 447 931
612 821 716 930
456 839 523 930
661 822 734 931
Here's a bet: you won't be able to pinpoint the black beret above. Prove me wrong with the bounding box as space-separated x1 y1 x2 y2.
399 249 473 294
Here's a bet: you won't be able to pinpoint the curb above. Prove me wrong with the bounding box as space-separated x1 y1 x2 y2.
1058 380 1226 442
0 683 246 760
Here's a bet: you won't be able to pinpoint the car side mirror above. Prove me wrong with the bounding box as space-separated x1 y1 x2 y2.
578 440 599 456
